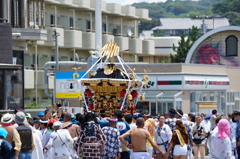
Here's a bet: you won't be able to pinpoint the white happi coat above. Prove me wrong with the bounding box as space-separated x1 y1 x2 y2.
32 130 44 159
208 130 234 159
46 129 76 159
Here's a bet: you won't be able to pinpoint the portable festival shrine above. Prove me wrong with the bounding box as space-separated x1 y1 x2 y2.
75 41 145 116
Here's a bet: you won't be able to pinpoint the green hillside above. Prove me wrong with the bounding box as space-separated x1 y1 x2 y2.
132 0 227 32
212 0 240 25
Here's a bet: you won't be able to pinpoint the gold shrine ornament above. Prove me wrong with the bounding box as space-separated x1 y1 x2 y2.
140 94 145 101
99 40 120 58
78 95 83 101
127 94 133 100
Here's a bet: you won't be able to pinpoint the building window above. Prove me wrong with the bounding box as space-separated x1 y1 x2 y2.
32 54 38 65
50 15 55 25
138 56 143 62
102 23 106 32
190 91 226 114
226 35 238 56
24 54 31 67
86 20 91 30
70 17 73 28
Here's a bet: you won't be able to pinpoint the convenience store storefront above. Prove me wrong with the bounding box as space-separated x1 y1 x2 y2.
136 73 236 115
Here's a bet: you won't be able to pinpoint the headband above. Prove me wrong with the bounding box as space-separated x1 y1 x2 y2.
168 111 175 116
107 118 118 122
39 120 48 124
176 110 183 117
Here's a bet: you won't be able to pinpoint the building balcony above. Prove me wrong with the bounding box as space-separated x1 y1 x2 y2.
82 32 95 50
12 28 47 41
90 0 106 11
64 30 82 48
102 34 114 46
43 28 64 47
106 3 122 15
114 36 129 51
142 40 155 55
73 0 90 8
48 76 54 89
122 6 136 17
129 38 142 54
44 0 61 4
24 70 35 89
24 69 54 90
136 9 150 20
59 0 73 5
37 70 45 89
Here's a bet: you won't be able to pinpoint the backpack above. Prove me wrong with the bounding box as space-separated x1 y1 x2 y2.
83 122 97 137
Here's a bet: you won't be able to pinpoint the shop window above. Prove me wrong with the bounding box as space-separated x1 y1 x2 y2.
221 92 226 112
209 92 215 101
202 92 208 101
225 35 238 56
196 91 202 101
151 102 157 116
235 101 240 110
176 101 182 110
136 101 150 113
190 92 196 113
157 102 163 115
7 70 23 109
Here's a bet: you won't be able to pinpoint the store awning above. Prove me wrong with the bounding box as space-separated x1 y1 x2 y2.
144 91 162 100
144 91 182 101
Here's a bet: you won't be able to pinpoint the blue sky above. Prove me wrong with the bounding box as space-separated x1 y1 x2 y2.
104 0 166 5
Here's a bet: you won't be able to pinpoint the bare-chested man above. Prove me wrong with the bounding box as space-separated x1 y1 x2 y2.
119 118 165 159
61 113 80 139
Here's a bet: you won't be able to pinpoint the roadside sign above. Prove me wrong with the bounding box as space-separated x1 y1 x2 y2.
55 72 85 98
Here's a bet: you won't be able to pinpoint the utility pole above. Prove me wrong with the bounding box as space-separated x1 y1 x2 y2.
213 14 215 29
95 0 102 54
53 29 60 71
196 14 208 34
87 0 102 71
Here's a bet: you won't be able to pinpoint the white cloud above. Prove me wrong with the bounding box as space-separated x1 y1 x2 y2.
104 0 166 5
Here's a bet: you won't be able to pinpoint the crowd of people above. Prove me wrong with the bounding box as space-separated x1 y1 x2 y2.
0 104 239 159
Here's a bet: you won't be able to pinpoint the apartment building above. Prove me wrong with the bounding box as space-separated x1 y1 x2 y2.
0 0 154 107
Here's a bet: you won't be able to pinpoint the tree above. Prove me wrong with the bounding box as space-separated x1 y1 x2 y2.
151 30 165 37
223 11 240 24
231 17 240 26
212 0 240 25
188 25 200 45
170 26 200 63
138 19 159 33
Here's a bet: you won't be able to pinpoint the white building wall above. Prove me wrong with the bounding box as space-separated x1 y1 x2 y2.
149 37 181 56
